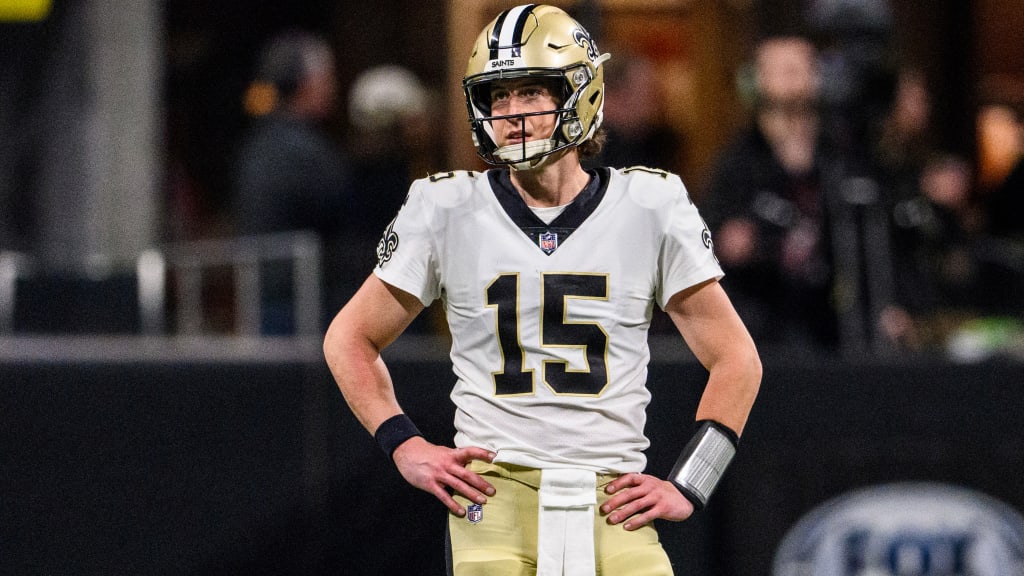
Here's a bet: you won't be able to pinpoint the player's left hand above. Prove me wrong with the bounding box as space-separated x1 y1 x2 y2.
601 473 694 530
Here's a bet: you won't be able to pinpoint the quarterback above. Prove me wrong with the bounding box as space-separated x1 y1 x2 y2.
324 4 762 575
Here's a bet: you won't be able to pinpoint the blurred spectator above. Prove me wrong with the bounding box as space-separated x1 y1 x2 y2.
975 99 1024 314
343 64 443 333
230 29 353 334
888 154 987 344
871 68 935 206
344 65 434 249
878 80 1024 351
590 48 682 172
705 35 875 352
978 100 1024 239
870 68 942 348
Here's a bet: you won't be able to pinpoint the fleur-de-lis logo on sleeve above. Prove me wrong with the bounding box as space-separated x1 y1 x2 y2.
376 218 400 267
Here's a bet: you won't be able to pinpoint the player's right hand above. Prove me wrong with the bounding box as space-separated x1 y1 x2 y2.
391 437 497 517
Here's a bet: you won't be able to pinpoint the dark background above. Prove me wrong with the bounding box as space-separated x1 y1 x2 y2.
4 352 1022 575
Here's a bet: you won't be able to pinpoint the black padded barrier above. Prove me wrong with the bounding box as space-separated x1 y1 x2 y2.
3 349 1022 575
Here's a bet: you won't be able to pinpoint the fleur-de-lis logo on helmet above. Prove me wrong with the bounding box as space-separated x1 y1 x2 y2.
572 27 599 63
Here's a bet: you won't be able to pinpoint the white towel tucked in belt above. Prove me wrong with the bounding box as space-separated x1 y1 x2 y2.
537 468 597 576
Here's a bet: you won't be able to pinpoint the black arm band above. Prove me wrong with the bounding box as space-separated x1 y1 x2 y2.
668 420 739 510
374 414 423 458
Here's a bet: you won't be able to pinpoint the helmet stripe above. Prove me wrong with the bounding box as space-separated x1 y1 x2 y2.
487 10 510 59
490 4 536 60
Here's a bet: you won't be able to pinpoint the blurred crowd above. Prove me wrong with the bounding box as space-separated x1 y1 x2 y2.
702 34 1024 358
217 30 442 335
2 3 1021 359
698 27 1023 359
182 9 1024 357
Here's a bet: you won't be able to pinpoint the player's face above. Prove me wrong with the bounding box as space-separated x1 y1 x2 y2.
488 78 560 147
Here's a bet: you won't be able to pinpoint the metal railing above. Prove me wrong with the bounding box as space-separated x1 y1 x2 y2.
2 231 323 337
138 231 323 336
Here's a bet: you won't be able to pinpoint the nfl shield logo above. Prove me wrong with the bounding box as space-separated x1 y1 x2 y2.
467 503 483 524
539 231 558 254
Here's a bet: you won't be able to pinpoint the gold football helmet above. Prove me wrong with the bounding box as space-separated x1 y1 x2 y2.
463 4 610 170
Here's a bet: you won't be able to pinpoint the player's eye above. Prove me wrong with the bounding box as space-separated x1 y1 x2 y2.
490 88 511 103
520 86 545 98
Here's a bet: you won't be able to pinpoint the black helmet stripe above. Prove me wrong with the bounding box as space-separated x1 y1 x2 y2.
488 9 510 57
488 4 537 60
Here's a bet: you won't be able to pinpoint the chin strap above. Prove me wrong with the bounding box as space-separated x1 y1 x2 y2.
495 139 557 171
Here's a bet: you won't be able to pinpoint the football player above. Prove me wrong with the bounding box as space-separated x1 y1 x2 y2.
324 4 762 574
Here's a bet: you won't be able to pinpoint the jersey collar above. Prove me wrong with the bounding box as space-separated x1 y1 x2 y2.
488 167 610 255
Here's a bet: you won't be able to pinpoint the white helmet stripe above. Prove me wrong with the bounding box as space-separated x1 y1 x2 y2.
494 4 535 60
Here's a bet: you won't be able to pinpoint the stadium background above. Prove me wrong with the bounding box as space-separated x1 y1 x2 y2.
2 0 1023 574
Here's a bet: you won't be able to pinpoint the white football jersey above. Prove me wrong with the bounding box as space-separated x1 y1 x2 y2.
374 167 722 473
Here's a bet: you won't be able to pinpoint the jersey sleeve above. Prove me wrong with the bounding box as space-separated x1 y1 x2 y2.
655 176 723 309
372 179 441 306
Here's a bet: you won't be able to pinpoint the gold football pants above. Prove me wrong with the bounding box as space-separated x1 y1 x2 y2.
447 461 674 576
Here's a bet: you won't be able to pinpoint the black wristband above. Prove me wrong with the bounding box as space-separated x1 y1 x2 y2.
374 414 423 458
